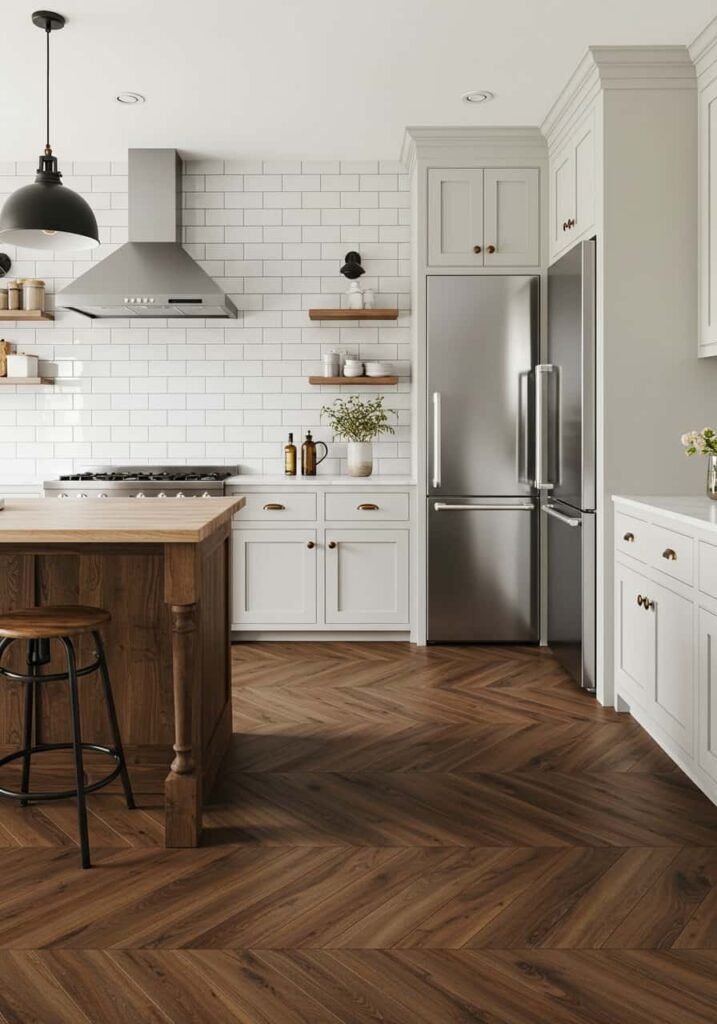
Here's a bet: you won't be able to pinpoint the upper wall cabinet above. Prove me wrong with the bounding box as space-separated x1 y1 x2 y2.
692 20 717 357
427 166 540 268
548 111 595 264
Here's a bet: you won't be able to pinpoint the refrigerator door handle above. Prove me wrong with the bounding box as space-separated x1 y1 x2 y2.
432 392 441 489
535 364 557 490
517 371 533 486
543 503 582 527
435 502 535 511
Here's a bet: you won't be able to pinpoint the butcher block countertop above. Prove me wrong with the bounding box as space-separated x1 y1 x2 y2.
0 496 245 543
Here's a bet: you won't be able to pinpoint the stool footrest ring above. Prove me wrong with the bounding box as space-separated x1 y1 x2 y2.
0 742 123 801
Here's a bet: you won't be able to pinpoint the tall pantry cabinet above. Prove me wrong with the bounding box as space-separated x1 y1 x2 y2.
542 47 717 706
691 18 717 357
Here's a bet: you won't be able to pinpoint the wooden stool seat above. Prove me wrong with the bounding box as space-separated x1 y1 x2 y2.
0 606 111 640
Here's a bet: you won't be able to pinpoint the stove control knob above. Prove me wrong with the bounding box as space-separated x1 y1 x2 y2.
57 492 69 499
175 492 186 499
97 493 108 499
201 491 212 498
157 491 167 499
136 492 146 499
76 493 88 499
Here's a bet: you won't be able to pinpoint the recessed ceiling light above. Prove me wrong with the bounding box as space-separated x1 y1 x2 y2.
115 92 145 105
462 90 494 105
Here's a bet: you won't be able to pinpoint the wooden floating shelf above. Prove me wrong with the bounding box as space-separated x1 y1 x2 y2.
308 308 399 321
0 310 54 321
308 375 399 386
0 377 54 386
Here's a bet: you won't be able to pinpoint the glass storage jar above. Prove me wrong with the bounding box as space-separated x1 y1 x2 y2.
21 279 45 311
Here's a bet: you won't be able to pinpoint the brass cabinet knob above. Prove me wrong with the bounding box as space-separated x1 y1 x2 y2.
567 218 576 229
357 503 379 511
644 598 655 611
473 245 482 254
306 540 315 549
623 532 635 543
486 245 496 254
662 548 677 561
328 541 337 549
562 222 568 232
637 595 644 607
263 502 286 511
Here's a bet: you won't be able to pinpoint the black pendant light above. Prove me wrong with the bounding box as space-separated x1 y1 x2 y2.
0 11 99 252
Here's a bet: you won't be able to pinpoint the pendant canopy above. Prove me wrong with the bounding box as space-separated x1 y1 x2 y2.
0 11 99 252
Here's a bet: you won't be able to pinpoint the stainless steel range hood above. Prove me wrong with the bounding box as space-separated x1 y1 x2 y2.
58 149 237 318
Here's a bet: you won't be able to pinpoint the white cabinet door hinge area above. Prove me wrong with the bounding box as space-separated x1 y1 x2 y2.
324 529 409 625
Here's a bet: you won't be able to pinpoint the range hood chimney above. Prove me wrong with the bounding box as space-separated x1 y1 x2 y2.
58 149 237 318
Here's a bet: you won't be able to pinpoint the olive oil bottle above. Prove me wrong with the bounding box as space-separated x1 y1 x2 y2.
301 431 328 476
284 432 297 476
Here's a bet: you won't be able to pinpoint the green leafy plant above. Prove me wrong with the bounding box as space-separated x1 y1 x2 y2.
682 428 717 456
321 395 397 443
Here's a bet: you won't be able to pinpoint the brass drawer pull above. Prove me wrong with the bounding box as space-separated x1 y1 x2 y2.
328 541 337 549
662 548 677 561
357 503 379 511
306 540 315 549
473 245 482 254
623 532 635 543
263 503 286 511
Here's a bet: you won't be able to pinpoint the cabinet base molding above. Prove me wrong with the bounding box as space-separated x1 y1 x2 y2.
233 630 412 642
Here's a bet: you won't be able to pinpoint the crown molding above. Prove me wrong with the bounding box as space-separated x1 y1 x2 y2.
690 16 717 79
542 45 695 146
401 126 547 170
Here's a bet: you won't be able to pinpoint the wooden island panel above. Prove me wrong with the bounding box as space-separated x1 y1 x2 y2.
0 497 244 848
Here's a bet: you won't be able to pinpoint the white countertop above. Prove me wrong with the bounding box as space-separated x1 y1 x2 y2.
613 495 717 532
225 475 415 488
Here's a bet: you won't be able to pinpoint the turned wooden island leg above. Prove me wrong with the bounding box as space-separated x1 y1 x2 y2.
165 602 201 847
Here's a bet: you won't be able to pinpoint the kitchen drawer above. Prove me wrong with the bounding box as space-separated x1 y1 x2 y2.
699 539 717 601
324 491 410 522
615 510 651 563
651 522 694 586
234 491 317 522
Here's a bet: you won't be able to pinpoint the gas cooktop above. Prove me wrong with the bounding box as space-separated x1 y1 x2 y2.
44 466 239 498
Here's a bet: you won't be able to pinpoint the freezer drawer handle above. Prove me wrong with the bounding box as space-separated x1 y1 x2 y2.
434 502 535 511
542 504 582 527
432 392 441 489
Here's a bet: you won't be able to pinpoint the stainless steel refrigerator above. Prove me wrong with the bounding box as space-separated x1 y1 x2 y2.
541 239 596 691
427 274 540 643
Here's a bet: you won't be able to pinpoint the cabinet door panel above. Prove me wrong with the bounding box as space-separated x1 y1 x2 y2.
428 168 484 266
653 582 694 755
574 119 595 238
698 607 717 783
615 562 655 708
550 146 574 258
700 78 717 354
325 529 409 625
233 529 317 625
484 168 540 266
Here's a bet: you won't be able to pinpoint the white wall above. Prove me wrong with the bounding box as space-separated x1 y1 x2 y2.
0 159 411 484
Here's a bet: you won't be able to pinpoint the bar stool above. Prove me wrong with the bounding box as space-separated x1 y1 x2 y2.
0 606 135 869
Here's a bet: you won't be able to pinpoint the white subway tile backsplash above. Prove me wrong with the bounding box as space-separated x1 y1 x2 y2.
0 157 411 481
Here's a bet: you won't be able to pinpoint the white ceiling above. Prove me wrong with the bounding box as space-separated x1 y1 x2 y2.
1 0 715 162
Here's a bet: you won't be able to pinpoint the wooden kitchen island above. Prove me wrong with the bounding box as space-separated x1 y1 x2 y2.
0 496 244 847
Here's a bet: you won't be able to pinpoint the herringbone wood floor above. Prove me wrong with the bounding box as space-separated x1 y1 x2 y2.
1 642 717 1022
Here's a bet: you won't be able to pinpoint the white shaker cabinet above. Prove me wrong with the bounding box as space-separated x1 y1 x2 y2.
229 483 414 637
613 497 717 804
232 529 318 625
548 111 595 263
324 529 409 625
692 19 717 356
427 166 540 268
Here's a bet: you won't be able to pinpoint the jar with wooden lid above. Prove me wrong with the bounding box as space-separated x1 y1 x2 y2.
6 280 22 311
22 279 45 311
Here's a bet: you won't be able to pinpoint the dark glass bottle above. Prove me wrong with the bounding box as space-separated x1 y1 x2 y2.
301 431 328 476
284 432 297 476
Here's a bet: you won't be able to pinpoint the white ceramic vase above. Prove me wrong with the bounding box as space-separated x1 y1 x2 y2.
347 441 373 477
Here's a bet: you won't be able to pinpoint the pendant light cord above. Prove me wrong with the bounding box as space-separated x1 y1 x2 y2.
45 24 51 152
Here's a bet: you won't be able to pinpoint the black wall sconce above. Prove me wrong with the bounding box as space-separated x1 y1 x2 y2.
339 251 365 280
0 253 11 277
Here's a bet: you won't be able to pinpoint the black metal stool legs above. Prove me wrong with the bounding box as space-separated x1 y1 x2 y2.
93 631 135 811
61 637 91 870
19 666 34 807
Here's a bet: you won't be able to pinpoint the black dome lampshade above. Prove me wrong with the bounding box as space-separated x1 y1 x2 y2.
0 11 99 252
